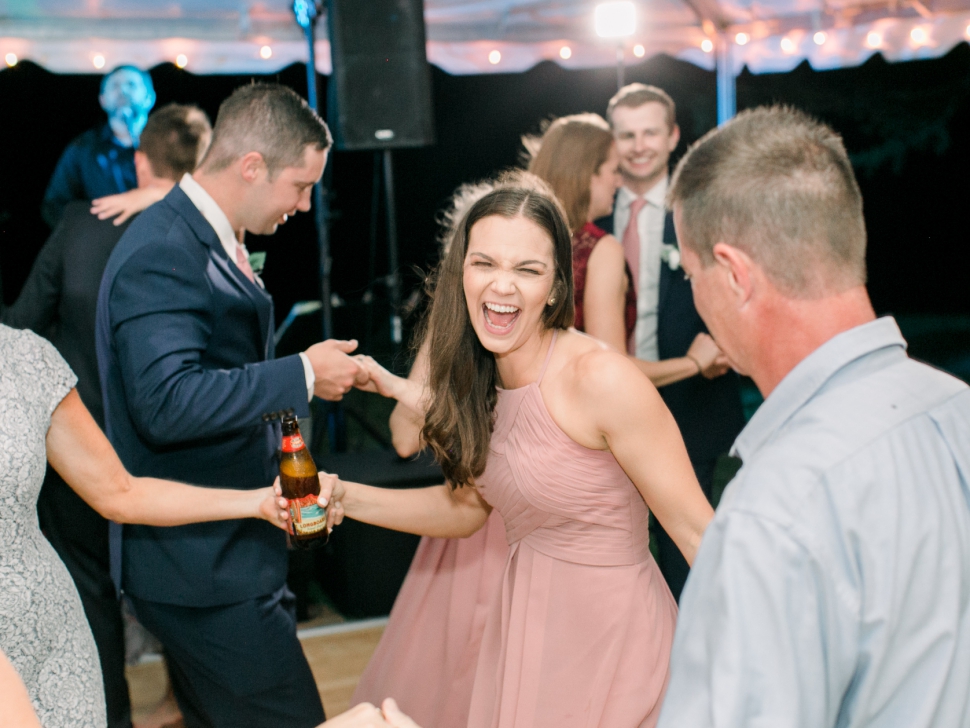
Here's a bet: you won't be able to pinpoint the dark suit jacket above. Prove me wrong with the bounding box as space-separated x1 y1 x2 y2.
43 124 137 228
596 210 745 482
2 201 132 428
96 185 310 608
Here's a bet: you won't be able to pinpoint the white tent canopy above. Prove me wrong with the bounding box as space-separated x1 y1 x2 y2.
1 0 969 77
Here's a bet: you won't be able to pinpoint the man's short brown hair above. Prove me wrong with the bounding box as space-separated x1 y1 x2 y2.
606 83 676 130
139 103 212 181
669 106 867 297
200 83 332 178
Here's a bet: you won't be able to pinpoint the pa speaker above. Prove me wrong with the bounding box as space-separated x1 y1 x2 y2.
326 0 435 150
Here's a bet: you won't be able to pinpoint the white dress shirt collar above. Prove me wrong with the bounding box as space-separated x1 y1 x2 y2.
617 175 668 210
179 173 241 264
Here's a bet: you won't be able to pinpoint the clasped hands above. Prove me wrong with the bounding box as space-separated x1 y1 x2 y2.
303 340 412 402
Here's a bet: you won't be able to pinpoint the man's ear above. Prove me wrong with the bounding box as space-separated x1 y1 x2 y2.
712 242 754 304
239 152 266 183
668 123 681 152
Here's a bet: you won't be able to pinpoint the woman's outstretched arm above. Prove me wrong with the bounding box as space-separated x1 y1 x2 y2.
314 474 489 540
46 389 288 529
355 340 430 457
567 348 714 564
582 234 727 387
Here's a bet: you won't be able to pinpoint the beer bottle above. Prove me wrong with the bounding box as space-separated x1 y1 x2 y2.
280 414 327 549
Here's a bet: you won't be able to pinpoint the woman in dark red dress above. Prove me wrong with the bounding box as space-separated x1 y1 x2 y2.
527 113 721 386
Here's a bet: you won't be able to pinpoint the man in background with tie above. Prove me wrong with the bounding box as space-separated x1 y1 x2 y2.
600 84 745 600
97 84 363 728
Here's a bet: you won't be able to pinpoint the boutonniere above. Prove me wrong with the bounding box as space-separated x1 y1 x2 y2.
660 244 681 271
248 251 267 275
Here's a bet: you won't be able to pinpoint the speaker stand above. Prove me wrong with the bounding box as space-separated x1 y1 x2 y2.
295 0 348 451
383 149 403 352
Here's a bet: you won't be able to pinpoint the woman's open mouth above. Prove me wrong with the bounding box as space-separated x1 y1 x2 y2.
482 302 521 334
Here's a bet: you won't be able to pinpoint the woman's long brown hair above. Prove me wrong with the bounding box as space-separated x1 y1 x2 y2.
525 113 614 232
421 179 575 488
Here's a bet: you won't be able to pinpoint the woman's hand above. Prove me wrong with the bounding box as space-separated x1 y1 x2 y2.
316 472 345 532
261 479 293 531
686 333 731 379
353 355 405 399
90 186 169 225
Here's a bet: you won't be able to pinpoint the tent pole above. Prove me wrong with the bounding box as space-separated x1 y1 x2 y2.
716 33 736 125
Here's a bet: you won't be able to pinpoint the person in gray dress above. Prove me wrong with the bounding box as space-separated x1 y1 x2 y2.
0 324 291 728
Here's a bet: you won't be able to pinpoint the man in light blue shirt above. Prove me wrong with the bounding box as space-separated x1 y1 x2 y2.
660 106 970 727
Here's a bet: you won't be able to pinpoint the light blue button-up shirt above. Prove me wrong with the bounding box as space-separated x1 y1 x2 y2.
658 317 970 728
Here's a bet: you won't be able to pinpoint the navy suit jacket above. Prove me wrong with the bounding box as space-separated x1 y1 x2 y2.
596 210 744 482
96 186 311 607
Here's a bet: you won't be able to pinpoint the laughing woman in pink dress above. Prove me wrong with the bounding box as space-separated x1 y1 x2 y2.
319 177 713 728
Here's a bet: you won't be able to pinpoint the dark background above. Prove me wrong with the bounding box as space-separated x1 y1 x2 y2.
2 44 969 361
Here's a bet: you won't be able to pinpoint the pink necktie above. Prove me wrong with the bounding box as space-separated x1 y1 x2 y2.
622 197 648 293
235 243 256 283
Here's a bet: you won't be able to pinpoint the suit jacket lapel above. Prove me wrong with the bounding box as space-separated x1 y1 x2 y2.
169 187 274 356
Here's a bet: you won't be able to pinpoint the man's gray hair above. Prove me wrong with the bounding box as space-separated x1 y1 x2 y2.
200 83 332 178
669 106 866 297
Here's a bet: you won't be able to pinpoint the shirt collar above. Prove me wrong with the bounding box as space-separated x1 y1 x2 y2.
732 316 908 462
178 173 240 263
618 176 668 210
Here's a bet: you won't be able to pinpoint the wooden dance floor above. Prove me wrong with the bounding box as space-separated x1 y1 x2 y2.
127 620 387 722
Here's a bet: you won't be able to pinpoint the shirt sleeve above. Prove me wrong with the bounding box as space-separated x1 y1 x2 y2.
658 509 858 728
298 351 315 401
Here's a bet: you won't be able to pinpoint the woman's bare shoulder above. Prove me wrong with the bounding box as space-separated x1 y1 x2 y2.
556 330 651 399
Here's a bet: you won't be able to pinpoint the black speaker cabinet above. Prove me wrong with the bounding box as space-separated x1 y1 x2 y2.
326 0 435 150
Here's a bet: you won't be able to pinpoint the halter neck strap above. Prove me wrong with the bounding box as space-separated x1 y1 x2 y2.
536 329 559 387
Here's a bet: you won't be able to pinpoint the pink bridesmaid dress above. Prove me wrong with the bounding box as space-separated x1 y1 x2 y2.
351 511 509 727
467 330 678 728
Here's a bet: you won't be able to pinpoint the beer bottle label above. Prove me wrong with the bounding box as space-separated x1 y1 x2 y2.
282 434 305 452
289 493 327 536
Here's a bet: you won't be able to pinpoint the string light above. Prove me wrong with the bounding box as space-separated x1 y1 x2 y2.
701 39 714 53
633 44 645 57
781 37 796 53
4 52 17 67
910 27 927 44
735 32 749 45
488 49 501 65
814 31 827 45
866 31 882 48
559 46 572 59
594 2 636 38
92 54 105 69
175 54 188 68
260 45 273 59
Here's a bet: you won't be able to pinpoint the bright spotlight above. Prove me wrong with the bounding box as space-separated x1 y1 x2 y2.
4 52 17 67
910 27 927 43
814 31 827 45
560 46 572 60
633 44 645 57
866 31 881 48
701 38 714 53
781 37 796 53
175 54 188 68
595 2 636 39
93 54 106 69
735 32 749 45
488 49 501 65
260 45 273 60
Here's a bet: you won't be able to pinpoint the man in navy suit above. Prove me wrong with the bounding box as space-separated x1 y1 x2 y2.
598 84 746 600
96 84 362 727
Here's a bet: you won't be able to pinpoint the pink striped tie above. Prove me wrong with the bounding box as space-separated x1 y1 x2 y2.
622 197 648 293
235 243 256 283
